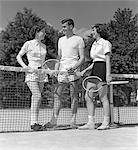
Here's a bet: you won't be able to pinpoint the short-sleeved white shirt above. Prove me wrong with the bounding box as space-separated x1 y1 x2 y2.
90 38 112 62
58 35 84 70
18 39 47 68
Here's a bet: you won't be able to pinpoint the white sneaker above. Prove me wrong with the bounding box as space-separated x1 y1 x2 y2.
78 123 95 130
97 124 109 130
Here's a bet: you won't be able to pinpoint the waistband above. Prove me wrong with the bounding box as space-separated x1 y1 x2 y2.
94 61 106 64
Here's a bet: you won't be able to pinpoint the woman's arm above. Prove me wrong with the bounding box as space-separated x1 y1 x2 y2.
16 53 27 68
80 62 94 75
105 52 112 82
16 42 29 68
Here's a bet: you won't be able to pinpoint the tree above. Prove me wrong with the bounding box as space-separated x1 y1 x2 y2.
107 8 138 74
0 7 58 66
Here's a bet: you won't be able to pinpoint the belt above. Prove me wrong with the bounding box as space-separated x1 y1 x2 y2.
38 66 42 69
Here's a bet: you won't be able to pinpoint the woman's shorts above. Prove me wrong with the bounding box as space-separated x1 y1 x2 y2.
25 72 48 82
90 61 106 82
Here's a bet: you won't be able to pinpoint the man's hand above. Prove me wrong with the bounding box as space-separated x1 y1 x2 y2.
67 68 75 75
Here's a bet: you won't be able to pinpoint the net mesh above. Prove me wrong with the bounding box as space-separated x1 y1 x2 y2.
0 66 137 132
110 74 138 125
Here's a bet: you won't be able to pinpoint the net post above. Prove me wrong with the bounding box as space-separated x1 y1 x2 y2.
109 84 114 124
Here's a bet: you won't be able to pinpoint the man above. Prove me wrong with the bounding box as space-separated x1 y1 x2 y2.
44 18 85 128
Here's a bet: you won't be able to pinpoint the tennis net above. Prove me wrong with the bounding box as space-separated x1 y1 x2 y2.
0 66 137 132
109 74 138 126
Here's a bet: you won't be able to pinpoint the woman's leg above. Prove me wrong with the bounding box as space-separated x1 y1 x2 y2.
27 81 42 126
97 85 110 130
38 82 44 93
78 82 95 130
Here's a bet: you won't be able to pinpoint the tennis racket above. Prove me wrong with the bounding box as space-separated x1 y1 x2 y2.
42 59 70 76
42 59 59 70
42 59 82 82
42 59 61 76
111 74 138 79
82 76 129 94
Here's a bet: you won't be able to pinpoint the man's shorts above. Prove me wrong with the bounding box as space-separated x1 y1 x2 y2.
57 59 80 83
57 73 79 83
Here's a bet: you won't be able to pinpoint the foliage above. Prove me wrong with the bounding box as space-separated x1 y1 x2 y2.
107 8 138 74
0 8 58 66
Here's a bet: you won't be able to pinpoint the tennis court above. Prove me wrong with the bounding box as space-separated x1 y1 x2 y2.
0 107 137 132
0 106 137 150
0 125 137 150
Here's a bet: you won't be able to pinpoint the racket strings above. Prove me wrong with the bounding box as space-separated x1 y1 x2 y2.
42 59 83 83
85 78 102 92
42 59 60 71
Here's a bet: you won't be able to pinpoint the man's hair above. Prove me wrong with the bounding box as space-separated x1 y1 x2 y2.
61 18 74 28
91 23 108 40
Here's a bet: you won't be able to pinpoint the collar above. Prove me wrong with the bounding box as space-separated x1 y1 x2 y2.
34 39 41 46
93 38 103 45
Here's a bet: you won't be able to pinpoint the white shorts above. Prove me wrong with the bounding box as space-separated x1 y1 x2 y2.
25 72 48 82
57 59 80 83
57 73 79 83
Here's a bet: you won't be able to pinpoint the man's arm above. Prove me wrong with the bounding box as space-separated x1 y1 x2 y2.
74 46 85 70
55 40 62 70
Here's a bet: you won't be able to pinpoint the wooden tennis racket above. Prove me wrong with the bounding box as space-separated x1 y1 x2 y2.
42 59 82 82
82 76 129 97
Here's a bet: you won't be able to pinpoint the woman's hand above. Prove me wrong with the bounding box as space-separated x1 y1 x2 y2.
23 66 35 73
80 69 87 76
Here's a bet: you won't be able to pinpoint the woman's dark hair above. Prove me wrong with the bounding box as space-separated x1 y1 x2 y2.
29 25 46 39
92 23 108 40
61 18 74 28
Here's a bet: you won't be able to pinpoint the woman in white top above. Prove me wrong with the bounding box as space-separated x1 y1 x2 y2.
78 24 112 130
16 26 48 131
